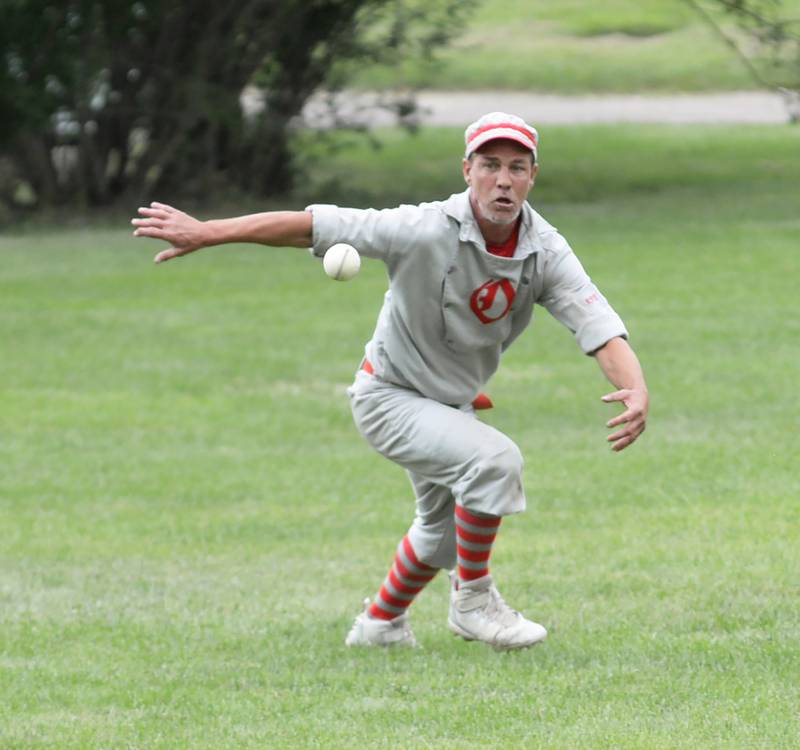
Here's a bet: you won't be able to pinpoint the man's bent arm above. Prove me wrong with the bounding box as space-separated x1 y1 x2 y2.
132 202 313 264
593 336 649 452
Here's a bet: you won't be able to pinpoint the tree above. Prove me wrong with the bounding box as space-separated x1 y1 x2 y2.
0 0 472 213
683 0 800 121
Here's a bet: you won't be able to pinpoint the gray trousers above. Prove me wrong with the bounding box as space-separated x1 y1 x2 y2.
348 370 526 570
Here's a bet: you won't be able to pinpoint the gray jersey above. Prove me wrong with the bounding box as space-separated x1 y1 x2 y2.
308 189 627 405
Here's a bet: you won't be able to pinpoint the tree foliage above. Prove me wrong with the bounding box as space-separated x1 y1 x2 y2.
684 0 800 119
0 0 472 213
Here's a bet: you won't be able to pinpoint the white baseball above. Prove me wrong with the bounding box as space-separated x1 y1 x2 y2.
323 243 361 281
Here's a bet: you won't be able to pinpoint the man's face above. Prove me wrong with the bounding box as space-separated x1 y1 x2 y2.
463 139 538 226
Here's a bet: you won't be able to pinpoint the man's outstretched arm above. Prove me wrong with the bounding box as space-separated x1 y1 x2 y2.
132 202 314 263
593 336 649 452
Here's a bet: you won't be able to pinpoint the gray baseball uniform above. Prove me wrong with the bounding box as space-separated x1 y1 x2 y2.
307 188 627 568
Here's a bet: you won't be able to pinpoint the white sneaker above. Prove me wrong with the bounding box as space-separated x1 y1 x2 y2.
345 599 418 647
448 572 547 651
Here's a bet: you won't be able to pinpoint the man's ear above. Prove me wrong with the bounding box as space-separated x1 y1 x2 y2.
530 162 539 187
463 157 472 186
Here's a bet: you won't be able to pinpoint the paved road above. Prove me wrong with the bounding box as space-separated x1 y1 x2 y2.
274 89 795 127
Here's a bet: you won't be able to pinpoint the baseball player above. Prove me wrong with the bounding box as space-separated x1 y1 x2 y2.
132 112 649 651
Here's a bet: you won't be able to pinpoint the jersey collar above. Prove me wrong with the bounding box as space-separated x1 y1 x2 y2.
443 189 543 257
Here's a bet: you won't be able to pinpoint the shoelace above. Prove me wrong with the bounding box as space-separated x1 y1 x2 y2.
486 586 522 627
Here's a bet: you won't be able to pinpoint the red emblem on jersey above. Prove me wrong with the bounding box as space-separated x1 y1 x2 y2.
469 279 516 324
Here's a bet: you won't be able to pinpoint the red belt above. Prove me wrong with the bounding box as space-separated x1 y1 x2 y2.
361 359 493 410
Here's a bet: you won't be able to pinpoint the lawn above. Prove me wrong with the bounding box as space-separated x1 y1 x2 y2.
1 124 798 748
347 0 800 92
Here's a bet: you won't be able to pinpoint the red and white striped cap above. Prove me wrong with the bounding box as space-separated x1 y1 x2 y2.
464 112 539 160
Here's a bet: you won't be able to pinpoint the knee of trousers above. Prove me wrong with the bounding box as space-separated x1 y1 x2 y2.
407 515 457 571
455 438 526 517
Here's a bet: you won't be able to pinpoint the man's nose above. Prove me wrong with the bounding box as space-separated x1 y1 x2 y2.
496 167 512 187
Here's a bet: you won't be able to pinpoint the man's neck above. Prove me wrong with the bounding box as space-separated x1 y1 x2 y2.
469 193 517 245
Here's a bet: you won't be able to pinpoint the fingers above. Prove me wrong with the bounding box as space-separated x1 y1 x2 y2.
150 201 176 213
154 247 180 264
132 205 173 233
135 206 170 220
607 425 633 444
131 203 183 246
610 434 636 452
132 214 167 237
131 219 160 230
131 202 177 232
607 420 646 451
132 225 168 240
606 409 632 428
601 389 628 403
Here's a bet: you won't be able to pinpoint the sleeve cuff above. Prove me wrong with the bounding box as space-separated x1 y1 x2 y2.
304 204 341 257
577 316 629 355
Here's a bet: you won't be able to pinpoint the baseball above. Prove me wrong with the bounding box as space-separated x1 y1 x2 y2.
323 243 361 281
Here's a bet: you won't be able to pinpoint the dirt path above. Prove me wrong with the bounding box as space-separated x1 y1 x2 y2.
413 90 789 125
286 89 793 127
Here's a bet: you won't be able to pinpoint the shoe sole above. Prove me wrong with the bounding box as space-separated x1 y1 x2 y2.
447 619 546 651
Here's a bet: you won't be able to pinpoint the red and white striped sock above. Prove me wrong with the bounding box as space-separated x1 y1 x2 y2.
369 535 438 621
455 505 502 583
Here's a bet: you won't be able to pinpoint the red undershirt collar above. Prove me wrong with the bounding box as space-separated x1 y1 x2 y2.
485 218 521 258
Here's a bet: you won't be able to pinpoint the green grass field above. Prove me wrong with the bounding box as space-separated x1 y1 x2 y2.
348 0 800 92
2 124 799 748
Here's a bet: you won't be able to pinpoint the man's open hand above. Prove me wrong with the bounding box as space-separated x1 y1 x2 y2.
601 387 649 452
131 202 208 263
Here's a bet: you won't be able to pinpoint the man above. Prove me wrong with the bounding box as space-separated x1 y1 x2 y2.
132 112 649 651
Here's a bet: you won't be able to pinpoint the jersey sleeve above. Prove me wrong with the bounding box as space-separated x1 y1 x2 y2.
537 236 628 354
305 203 418 263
